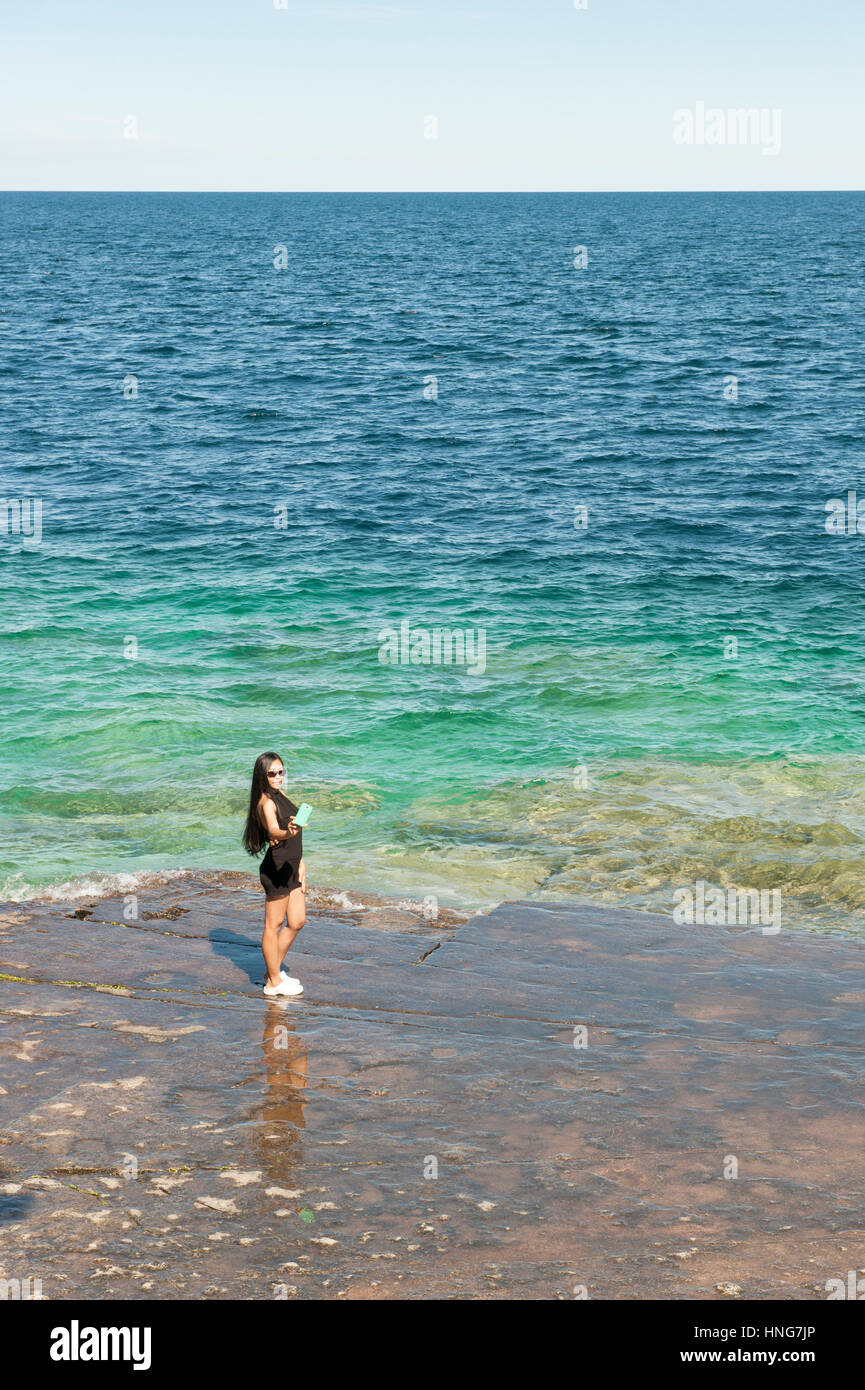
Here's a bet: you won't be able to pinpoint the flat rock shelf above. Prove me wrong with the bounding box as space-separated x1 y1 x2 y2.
1 872 863 1300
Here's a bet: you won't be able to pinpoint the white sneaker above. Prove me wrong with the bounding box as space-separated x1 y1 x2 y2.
279 971 304 996
263 977 303 998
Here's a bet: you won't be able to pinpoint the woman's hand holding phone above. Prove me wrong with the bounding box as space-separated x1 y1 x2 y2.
269 818 299 847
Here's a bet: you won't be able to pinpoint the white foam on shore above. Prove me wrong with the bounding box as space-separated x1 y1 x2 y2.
310 888 368 911
0 867 191 905
0 867 477 929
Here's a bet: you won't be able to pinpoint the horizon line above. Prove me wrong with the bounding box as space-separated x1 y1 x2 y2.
1 186 863 196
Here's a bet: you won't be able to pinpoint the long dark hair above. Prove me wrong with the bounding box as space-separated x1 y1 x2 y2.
242 751 284 856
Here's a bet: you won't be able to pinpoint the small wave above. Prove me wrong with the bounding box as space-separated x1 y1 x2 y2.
1 867 191 905
309 887 368 911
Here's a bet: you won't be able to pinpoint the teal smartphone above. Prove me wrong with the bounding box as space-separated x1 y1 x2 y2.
294 803 312 827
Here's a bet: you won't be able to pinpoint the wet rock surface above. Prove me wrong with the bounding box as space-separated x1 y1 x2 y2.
1 873 863 1300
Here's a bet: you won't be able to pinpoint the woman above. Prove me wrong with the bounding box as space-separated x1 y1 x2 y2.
242 751 307 998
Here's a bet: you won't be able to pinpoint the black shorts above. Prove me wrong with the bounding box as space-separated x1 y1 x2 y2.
259 848 302 901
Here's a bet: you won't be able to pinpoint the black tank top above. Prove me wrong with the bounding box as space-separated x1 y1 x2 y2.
267 790 303 868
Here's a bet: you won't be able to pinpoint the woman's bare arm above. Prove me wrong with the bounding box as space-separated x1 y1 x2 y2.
258 796 299 844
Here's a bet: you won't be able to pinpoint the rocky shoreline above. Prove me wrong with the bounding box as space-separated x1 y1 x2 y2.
1 871 864 1299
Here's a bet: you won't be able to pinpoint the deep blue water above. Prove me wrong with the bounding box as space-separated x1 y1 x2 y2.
1 192 865 928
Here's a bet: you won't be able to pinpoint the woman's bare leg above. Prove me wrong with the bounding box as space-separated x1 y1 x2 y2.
277 887 306 969
262 895 291 987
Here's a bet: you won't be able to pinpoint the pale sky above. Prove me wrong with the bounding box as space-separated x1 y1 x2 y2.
1 0 862 191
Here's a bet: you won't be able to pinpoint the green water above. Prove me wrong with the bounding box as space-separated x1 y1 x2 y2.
2 191 865 932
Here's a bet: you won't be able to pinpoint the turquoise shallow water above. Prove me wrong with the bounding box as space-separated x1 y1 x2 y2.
2 192 865 930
